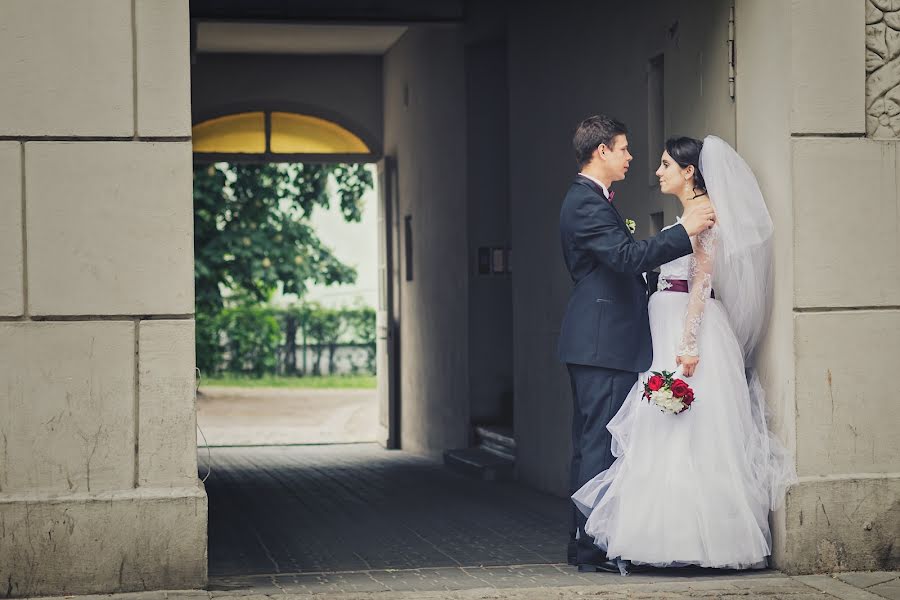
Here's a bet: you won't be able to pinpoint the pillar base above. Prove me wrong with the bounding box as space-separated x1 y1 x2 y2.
0 484 207 597
777 474 900 574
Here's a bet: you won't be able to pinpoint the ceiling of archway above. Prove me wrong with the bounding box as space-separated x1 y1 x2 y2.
195 22 407 55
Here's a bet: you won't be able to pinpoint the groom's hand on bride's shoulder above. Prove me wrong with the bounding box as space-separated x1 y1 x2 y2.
681 200 716 237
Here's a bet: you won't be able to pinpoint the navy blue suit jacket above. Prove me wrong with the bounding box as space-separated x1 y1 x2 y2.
557 175 693 372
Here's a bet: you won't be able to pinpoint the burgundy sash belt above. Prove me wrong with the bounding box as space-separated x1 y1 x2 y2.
661 278 716 299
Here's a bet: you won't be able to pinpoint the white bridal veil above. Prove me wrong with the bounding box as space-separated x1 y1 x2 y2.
700 136 796 510
700 135 774 365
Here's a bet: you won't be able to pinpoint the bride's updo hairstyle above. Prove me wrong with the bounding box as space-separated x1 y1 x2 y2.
665 136 706 193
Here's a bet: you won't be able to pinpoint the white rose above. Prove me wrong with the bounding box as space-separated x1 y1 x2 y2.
650 389 676 412
650 389 672 404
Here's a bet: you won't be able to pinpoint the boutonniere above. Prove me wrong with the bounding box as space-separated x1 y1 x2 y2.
625 218 636 234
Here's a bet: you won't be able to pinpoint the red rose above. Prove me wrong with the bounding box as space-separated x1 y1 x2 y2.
682 390 695 406
670 379 690 398
647 375 664 392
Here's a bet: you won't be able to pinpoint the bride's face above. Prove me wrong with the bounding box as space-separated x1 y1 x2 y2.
655 151 692 195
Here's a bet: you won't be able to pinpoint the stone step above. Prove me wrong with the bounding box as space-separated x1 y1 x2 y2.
478 438 516 462
474 425 516 453
443 447 514 481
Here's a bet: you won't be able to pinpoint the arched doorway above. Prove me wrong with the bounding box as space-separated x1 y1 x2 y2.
190 109 398 452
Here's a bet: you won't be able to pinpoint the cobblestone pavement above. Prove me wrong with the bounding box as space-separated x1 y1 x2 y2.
202 444 563 578
188 444 900 599
26 571 900 599
200 569 900 598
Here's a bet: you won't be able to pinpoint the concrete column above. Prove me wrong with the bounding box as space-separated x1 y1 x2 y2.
737 0 899 574
383 26 470 454
0 1 206 596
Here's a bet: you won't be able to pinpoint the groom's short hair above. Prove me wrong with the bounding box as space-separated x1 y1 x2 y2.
574 115 628 168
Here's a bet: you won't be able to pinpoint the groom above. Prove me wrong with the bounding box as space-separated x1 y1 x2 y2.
558 115 715 572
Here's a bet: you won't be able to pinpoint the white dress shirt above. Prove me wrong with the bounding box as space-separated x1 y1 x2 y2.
578 172 611 200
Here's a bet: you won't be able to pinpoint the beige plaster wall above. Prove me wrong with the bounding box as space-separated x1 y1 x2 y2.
738 0 899 573
383 25 471 454
734 0 795 567
0 1 206 595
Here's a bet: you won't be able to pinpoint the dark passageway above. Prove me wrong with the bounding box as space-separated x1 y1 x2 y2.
202 444 567 587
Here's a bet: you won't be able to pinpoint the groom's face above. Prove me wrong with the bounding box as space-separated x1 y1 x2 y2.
602 134 632 182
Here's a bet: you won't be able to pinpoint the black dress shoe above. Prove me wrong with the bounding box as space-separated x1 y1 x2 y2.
577 560 620 573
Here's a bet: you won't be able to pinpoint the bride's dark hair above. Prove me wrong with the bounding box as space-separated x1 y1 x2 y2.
665 136 706 193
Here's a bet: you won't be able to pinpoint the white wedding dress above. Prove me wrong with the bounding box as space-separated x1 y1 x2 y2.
572 221 793 569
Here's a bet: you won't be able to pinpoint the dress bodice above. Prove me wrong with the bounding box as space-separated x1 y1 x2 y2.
658 220 694 285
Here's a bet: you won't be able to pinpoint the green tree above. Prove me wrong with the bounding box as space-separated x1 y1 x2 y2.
344 305 376 373
192 162 372 375
192 162 373 314
195 311 223 375
304 304 346 376
219 305 282 377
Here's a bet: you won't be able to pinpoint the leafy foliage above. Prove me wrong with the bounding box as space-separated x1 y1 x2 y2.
193 161 374 377
342 305 377 373
192 162 373 313
199 302 376 377
219 305 282 377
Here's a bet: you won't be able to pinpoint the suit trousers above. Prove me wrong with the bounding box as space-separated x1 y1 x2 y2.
567 363 637 561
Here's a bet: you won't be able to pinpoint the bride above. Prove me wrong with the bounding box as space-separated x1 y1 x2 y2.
572 136 796 571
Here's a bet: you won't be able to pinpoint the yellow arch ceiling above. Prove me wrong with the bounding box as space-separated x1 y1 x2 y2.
192 111 370 155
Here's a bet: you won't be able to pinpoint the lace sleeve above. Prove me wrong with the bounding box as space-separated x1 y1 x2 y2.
677 226 718 356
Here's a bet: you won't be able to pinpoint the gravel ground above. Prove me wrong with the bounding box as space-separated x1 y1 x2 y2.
196 386 376 446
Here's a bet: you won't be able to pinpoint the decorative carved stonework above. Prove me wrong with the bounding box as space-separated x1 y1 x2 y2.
867 0 900 137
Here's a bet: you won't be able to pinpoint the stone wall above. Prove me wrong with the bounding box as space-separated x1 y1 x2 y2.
0 1 207 596
383 25 471 453
738 0 899 574
866 0 900 137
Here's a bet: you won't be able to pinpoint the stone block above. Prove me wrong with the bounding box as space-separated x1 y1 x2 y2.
135 0 192 136
836 571 900 589
0 322 134 494
0 486 208 597
795 310 900 476
795 574 889 599
138 319 198 487
791 0 866 134
0 142 23 316
793 138 900 308
26 142 194 316
0 0 133 136
781 475 900 574
870 578 900 600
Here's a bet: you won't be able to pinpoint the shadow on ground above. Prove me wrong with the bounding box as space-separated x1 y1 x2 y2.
202 443 565 580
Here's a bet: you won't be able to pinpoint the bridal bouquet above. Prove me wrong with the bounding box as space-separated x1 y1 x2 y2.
643 370 695 414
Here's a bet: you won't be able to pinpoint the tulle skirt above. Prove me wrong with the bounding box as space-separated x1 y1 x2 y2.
571 291 795 569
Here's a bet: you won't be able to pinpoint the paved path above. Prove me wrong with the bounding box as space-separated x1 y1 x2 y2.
196 387 376 446
202 444 563 579
194 444 900 599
